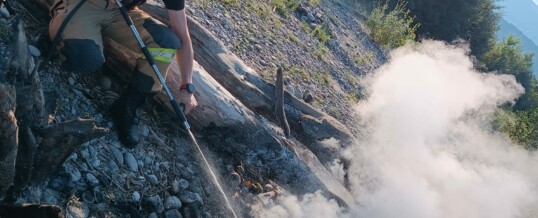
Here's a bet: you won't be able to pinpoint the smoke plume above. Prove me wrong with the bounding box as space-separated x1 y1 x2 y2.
253 41 538 218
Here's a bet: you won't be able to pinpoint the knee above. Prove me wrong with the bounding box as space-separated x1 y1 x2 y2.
143 18 180 49
60 39 104 73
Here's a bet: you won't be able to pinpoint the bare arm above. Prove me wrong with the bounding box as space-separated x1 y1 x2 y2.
168 9 197 114
168 9 193 85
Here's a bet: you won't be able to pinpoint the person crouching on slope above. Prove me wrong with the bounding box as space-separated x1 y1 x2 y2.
49 0 198 148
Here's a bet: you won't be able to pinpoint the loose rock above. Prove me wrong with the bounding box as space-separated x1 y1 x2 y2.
147 195 164 213
28 45 41 57
165 209 182 218
85 173 99 186
147 174 159 185
124 152 138 171
178 178 189 190
164 196 182 209
110 147 124 165
68 77 75 86
148 212 158 218
179 191 201 204
132 191 141 202
171 179 181 194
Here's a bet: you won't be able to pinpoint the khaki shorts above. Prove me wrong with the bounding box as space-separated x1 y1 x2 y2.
49 0 180 93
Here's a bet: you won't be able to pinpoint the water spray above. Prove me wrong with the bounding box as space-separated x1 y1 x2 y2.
114 1 238 217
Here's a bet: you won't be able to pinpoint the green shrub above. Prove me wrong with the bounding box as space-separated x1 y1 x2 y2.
365 1 419 49
311 25 330 44
495 108 538 150
271 0 301 17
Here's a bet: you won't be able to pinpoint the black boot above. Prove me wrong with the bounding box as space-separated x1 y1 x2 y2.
110 86 150 148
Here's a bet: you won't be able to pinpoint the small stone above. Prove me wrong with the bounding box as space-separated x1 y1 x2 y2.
86 173 99 186
148 212 158 218
99 75 112 90
124 152 138 171
141 125 150 137
28 45 41 57
307 12 316 22
164 196 181 209
315 12 322 20
111 147 124 165
82 190 94 203
179 191 201 204
254 44 263 51
132 191 141 202
107 122 113 128
144 156 154 166
203 212 212 218
171 179 181 193
68 77 75 86
178 178 189 190
264 184 274 191
93 187 105 203
249 37 258 44
66 164 81 183
165 209 182 218
0 7 10 19
107 160 119 172
147 174 159 185
303 90 314 103
147 195 164 213
259 60 268 66
0 18 6 23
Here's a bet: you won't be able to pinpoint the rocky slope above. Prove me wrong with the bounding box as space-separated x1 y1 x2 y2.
0 0 386 217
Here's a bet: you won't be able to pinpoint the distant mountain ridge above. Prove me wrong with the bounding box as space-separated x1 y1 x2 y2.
499 0 538 46
497 18 538 76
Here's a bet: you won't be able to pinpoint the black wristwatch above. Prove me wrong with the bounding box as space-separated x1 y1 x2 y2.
180 83 196 94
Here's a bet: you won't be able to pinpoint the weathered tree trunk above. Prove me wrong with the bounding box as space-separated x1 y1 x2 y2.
0 84 18 198
31 119 108 183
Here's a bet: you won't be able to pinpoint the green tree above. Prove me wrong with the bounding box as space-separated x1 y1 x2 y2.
372 0 500 58
365 1 419 49
495 108 538 150
482 36 538 110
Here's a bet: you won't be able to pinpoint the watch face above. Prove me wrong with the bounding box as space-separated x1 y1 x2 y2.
186 84 196 93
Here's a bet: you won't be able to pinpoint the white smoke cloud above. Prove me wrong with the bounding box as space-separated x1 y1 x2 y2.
350 40 538 218
251 40 538 218
251 191 349 218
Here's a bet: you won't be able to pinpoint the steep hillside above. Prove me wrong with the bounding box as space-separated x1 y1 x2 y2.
0 0 385 217
185 0 385 129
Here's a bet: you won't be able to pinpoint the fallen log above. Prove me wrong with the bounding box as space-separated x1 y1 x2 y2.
31 119 108 184
0 203 64 218
0 84 18 198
